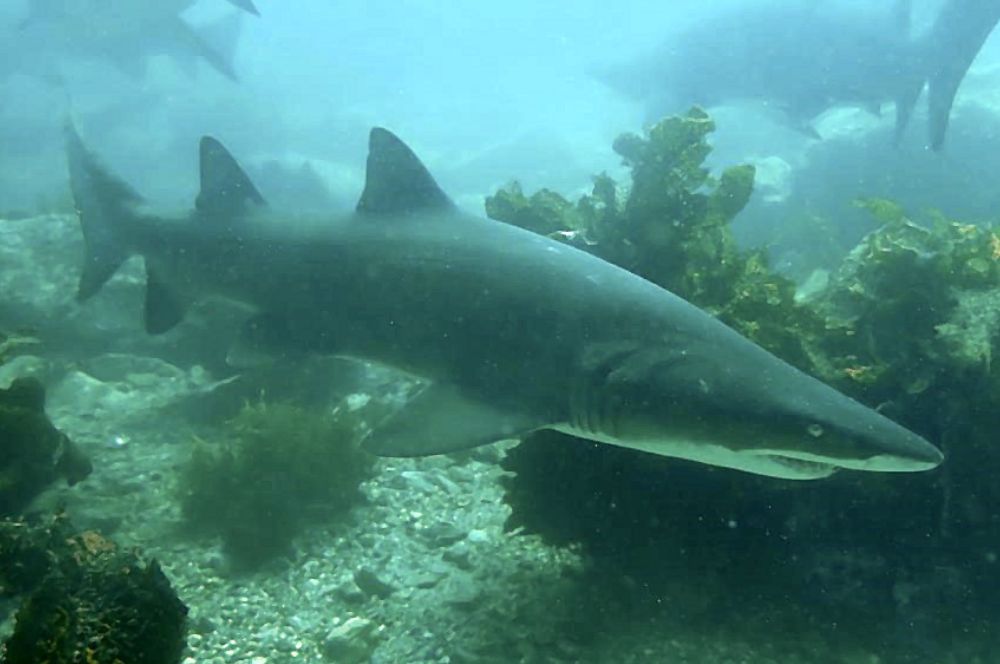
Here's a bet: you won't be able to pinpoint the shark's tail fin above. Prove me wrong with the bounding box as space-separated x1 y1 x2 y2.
920 0 1000 149
155 16 241 82
65 124 144 301
890 0 926 145
892 64 926 146
190 12 245 82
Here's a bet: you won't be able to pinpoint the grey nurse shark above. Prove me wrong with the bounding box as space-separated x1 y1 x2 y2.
600 0 1000 149
3 0 253 83
66 125 944 480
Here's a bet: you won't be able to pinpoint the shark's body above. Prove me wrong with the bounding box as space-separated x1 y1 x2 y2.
600 0 1000 148
3 0 248 82
67 126 944 480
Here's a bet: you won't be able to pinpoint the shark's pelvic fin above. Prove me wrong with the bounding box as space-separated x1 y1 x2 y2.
196 136 266 218
65 124 143 301
356 128 454 216
363 384 541 456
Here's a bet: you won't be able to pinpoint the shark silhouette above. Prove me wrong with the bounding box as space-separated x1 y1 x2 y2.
66 125 944 480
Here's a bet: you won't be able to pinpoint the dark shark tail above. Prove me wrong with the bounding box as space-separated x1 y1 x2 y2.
65 124 144 301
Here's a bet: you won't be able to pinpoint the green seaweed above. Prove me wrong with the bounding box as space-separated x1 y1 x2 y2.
177 399 375 569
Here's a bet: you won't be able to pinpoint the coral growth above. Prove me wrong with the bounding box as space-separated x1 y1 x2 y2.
0 512 187 664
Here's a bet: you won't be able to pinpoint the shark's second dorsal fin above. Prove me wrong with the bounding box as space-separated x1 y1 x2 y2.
196 137 266 219
356 128 453 216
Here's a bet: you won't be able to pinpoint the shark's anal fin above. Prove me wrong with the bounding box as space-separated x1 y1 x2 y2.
196 137 266 218
362 384 541 457
356 128 454 216
144 270 186 334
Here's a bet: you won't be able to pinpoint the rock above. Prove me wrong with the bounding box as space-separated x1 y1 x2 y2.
399 470 437 493
428 473 462 495
335 581 367 605
409 564 449 590
353 567 397 599
467 529 490 544
443 574 482 609
421 522 466 548
80 353 186 383
442 542 473 571
0 355 50 388
321 616 379 664
47 370 131 419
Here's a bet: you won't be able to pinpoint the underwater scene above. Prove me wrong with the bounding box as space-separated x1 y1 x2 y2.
2 1 1000 662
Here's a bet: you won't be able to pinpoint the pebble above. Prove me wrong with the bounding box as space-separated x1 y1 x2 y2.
321 616 379 663
353 567 397 599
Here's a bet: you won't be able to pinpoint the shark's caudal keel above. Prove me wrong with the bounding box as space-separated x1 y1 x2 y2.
66 125 944 480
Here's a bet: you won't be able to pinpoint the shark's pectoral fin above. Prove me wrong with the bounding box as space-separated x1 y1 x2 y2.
362 384 541 457
144 271 187 334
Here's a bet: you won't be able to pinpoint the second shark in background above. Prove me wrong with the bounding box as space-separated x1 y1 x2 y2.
0 0 257 83
599 0 1000 149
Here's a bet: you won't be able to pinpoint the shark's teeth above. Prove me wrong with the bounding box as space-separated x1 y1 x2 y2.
764 454 837 477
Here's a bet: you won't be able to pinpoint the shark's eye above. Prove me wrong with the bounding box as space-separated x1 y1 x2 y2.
807 423 824 438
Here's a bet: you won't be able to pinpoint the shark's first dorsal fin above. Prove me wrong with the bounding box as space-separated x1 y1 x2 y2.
356 127 454 216
196 136 266 219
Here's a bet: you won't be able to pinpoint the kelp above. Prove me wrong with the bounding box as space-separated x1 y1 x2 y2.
487 108 823 371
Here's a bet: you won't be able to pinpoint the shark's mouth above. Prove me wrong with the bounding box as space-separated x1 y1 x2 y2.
754 453 838 480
